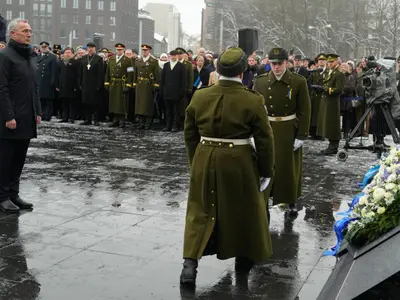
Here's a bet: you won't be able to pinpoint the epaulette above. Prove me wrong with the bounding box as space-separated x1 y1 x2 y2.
254 73 269 80
244 87 262 96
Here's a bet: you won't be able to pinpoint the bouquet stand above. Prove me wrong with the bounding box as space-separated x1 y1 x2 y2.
317 226 400 300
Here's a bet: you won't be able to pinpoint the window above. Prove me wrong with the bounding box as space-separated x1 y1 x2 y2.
47 4 52 13
73 0 79 9
110 16 115 26
86 0 91 9
86 15 91 24
98 0 103 10
19 0 25 5
47 19 51 30
33 3 39 15
19 11 25 18
6 0 12 4
40 4 46 15
33 19 38 30
61 13 66 23
97 16 103 25
40 18 45 30
110 1 116 11
73 14 79 24
6 11 12 20
85 28 91 39
73 29 79 39
61 0 66 7
110 32 115 41
60 28 66 38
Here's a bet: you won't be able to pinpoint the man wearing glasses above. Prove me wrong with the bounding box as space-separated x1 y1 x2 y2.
0 18 41 213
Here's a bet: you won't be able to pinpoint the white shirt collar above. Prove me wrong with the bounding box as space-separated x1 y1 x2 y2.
218 75 242 83
274 69 287 81
143 55 150 62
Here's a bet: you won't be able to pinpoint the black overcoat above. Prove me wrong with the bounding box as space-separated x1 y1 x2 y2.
160 61 187 101
58 59 80 99
36 52 58 99
80 54 104 105
0 41 42 140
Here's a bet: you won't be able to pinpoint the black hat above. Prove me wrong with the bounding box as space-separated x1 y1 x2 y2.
53 44 61 50
308 61 316 68
175 47 187 55
217 47 247 77
294 54 302 60
326 54 340 62
187 49 193 54
115 43 125 49
132 49 138 54
303 57 311 62
87 42 96 48
268 47 289 62
169 50 179 56
40 41 49 47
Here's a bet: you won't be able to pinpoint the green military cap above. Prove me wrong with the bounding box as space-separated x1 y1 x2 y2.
326 53 340 62
316 53 327 62
115 43 125 50
217 47 247 77
175 47 187 55
268 47 288 62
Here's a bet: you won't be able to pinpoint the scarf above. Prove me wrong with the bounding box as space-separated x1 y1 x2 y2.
170 60 178 70
159 60 166 69
8 38 32 59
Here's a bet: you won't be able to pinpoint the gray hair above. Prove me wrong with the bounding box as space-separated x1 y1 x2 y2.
7 18 28 33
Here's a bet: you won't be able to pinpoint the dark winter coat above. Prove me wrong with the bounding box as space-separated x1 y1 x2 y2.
340 73 356 112
160 61 187 101
293 66 310 79
57 58 80 99
192 67 210 94
80 54 104 105
0 39 42 140
36 52 58 99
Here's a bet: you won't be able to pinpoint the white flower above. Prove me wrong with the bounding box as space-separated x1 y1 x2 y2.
359 196 369 206
366 212 376 218
361 207 368 217
385 183 396 190
373 188 386 201
387 173 397 182
377 207 386 214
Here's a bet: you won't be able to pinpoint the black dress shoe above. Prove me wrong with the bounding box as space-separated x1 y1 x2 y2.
162 127 171 132
119 123 126 128
10 196 33 210
94 121 100 126
171 127 179 132
180 259 198 285
0 199 20 213
81 121 91 126
59 119 68 123
110 121 119 128
69 119 75 124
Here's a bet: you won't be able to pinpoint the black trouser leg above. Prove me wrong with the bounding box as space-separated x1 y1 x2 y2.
46 98 54 120
0 139 30 201
85 105 93 123
172 101 180 129
165 101 173 129
69 97 78 121
343 111 352 137
40 98 47 120
61 98 70 121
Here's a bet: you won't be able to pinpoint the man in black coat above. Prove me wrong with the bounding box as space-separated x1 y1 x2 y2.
160 50 187 132
0 18 42 213
293 54 310 79
80 42 104 126
36 41 58 121
57 47 80 123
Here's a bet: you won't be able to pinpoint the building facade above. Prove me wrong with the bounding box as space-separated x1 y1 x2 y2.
153 33 168 57
138 10 154 51
143 3 182 51
2 0 139 50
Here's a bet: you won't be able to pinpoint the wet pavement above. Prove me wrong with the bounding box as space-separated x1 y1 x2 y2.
0 120 381 300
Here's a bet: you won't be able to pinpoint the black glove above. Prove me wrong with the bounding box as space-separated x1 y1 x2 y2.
123 87 130 94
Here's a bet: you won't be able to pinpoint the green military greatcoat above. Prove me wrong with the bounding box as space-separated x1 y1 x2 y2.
180 60 194 116
133 56 160 117
254 70 311 205
104 55 134 115
183 80 275 262
316 66 345 140
308 70 325 127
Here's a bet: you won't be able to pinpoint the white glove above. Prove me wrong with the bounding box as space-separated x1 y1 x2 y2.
249 137 256 150
293 139 304 151
260 177 271 192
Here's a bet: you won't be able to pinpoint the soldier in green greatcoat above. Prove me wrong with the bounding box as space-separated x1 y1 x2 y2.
316 54 345 155
253 47 311 216
180 47 275 286
308 53 327 139
176 47 194 128
104 43 134 128
133 44 160 130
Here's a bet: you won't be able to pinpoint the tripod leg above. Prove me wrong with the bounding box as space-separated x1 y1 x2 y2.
347 106 373 145
381 105 400 144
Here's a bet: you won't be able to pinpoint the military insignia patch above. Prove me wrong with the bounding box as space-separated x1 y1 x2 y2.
273 49 279 54
149 73 154 80
127 67 134 73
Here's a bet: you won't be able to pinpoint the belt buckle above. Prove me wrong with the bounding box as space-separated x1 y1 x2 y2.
276 116 283 121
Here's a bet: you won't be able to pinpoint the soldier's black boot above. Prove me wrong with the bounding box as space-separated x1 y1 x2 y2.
180 258 198 285
110 121 119 128
10 195 33 210
171 123 179 132
322 140 339 155
288 204 298 216
235 257 254 273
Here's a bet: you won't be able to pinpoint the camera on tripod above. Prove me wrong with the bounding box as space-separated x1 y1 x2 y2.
337 58 400 161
